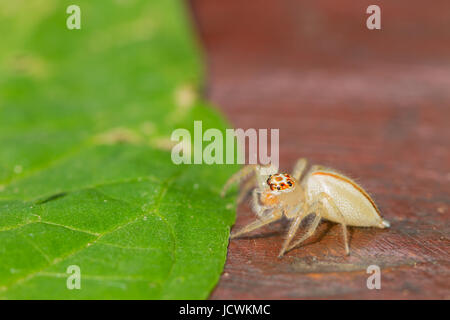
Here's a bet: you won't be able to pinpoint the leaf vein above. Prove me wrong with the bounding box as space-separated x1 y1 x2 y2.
1 171 181 295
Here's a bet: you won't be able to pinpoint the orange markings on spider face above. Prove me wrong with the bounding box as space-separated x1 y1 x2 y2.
267 173 295 192
261 192 279 206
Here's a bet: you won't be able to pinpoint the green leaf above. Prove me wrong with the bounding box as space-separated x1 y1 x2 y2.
0 0 237 299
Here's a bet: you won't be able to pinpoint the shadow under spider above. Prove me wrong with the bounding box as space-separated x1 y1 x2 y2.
232 219 354 250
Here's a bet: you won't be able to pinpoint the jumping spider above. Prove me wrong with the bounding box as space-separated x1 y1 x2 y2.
221 158 390 257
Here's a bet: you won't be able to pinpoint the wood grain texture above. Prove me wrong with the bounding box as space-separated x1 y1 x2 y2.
188 0 450 299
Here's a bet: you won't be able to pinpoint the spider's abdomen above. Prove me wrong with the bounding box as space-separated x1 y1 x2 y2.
306 170 389 228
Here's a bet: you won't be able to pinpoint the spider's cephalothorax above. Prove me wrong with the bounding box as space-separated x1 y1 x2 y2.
267 173 295 192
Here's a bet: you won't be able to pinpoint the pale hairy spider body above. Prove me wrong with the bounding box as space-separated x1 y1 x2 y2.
221 158 390 257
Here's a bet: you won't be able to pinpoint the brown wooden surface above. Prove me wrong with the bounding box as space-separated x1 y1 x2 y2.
189 0 450 299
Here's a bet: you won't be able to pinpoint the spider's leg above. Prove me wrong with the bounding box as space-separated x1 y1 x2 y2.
249 188 265 215
221 165 258 198
230 209 282 239
278 205 306 257
285 201 323 253
286 192 349 255
236 174 257 205
292 158 308 181
318 192 349 255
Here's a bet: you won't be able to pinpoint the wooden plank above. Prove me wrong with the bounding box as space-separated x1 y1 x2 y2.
189 0 450 299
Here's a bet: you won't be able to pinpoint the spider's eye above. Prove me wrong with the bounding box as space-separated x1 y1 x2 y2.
267 173 295 192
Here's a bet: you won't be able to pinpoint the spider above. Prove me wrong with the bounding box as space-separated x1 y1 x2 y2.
221 158 390 257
